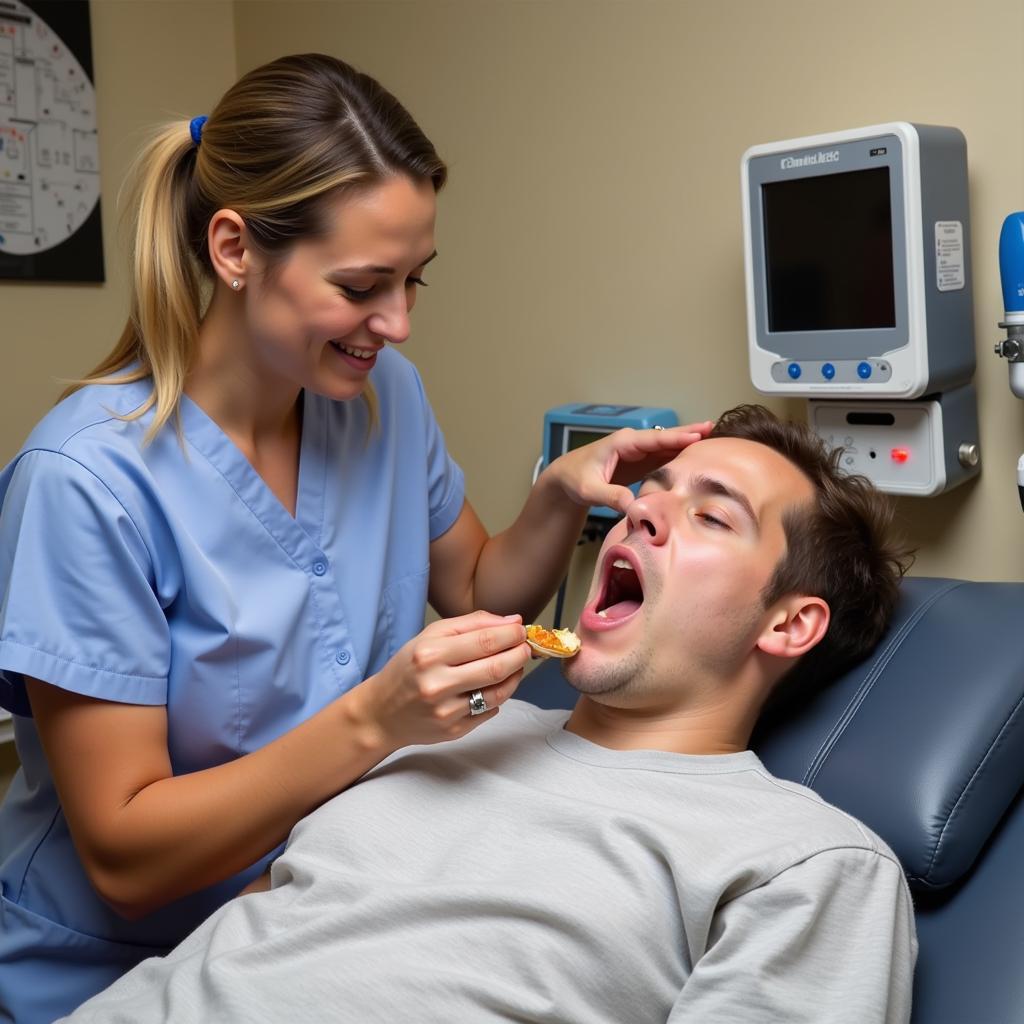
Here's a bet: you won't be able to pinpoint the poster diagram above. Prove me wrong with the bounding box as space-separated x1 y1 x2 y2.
0 0 102 281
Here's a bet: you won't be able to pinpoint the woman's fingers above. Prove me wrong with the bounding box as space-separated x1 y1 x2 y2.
429 609 522 636
415 621 528 670
446 645 529 696
548 422 715 513
447 665 526 725
605 424 711 470
583 482 641 516
617 422 712 458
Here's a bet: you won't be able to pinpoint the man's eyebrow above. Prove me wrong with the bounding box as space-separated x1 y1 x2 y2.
690 473 760 532
329 250 438 276
641 467 760 532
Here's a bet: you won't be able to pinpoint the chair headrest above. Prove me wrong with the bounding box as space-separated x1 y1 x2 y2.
754 576 1024 891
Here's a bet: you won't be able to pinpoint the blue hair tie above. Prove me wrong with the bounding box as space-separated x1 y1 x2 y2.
189 115 208 147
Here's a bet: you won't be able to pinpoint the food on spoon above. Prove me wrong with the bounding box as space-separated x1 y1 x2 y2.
526 624 581 658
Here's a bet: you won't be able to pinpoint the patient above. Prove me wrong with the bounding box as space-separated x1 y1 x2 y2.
63 405 916 1023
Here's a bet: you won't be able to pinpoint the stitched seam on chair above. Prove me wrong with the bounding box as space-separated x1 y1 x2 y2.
803 580 962 786
917 686 1024 884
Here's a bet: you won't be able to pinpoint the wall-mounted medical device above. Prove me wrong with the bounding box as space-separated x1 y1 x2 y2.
809 383 980 496
742 122 974 399
992 211 1024 509
540 403 679 519
742 122 980 496
994 212 1024 397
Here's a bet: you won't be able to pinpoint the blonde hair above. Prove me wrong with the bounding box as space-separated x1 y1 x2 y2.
68 54 447 441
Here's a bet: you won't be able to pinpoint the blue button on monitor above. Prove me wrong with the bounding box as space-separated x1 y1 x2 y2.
821 363 836 380
787 362 801 380
857 361 872 379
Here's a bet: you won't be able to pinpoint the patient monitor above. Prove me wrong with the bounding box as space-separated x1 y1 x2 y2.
742 123 980 495
743 122 973 398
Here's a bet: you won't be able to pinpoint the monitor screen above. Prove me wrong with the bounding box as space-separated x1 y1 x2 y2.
564 427 608 454
762 167 896 332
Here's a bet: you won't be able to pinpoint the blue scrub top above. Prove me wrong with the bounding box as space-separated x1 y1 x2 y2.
0 347 465 1022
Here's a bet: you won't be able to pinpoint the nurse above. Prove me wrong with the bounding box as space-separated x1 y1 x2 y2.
0 53 707 1020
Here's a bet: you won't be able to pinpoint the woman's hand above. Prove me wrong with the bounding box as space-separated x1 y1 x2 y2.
543 421 714 515
349 610 530 753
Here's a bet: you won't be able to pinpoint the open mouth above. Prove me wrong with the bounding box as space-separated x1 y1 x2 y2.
595 551 645 622
330 340 379 361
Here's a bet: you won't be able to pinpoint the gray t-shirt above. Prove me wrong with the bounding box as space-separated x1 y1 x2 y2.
65 700 916 1023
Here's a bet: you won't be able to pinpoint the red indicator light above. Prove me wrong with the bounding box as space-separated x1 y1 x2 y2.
890 447 910 464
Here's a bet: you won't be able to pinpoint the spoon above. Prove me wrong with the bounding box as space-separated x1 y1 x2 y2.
525 624 581 659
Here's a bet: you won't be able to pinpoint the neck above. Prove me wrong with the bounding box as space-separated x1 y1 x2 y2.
564 690 761 756
188 290 301 445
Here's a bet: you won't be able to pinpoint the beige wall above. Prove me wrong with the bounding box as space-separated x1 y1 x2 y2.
232 0 1024 627
1 0 237 456
3 1 1024 786
0 0 237 792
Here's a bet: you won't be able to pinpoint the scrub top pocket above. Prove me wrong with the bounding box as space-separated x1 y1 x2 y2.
366 569 430 677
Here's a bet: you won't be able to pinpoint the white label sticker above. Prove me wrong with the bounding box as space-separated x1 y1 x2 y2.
935 221 965 292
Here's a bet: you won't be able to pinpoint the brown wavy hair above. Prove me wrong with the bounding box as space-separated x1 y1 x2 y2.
65 53 447 440
711 404 914 703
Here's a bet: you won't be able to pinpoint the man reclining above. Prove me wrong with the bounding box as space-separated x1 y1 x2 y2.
63 404 917 1023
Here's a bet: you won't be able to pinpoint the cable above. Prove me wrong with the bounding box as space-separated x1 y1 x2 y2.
552 517 616 629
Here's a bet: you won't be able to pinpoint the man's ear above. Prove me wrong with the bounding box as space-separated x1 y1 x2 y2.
207 208 250 291
756 595 830 661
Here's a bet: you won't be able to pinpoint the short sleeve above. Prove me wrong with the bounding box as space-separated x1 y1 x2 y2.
0 449 171 715
411 370 465 542
669 847 917 1023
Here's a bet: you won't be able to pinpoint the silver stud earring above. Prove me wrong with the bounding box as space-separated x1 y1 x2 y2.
231 279 240 290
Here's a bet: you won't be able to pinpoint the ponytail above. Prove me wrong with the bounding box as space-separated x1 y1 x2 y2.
63 122 203 442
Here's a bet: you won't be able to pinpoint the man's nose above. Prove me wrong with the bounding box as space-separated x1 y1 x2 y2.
625 492 671 546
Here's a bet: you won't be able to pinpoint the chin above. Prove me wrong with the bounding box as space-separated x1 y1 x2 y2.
313 374 368 404
561 653 596 695
562 648 637 699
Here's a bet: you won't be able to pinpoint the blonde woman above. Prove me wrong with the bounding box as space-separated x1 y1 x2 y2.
0 53 707 1019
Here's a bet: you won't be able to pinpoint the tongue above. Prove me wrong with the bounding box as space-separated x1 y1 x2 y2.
602 599 641 621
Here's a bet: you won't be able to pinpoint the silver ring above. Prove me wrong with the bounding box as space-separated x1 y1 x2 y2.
468 690 488 716
653 424 664 431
